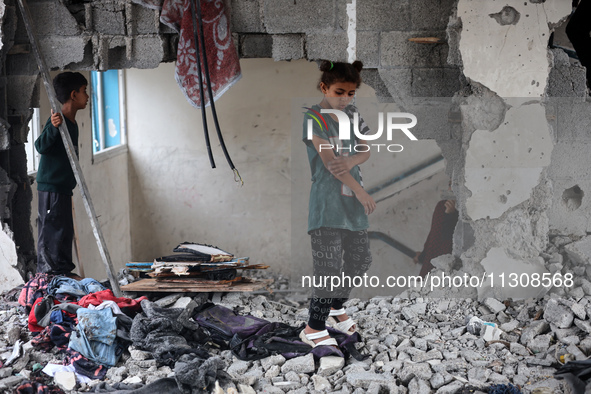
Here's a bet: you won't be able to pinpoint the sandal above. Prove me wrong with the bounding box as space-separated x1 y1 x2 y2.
299 329 339 347
326 308 356 335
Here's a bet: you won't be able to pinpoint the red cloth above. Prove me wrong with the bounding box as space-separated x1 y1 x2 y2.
132 0 241 108
418 200 459 277
77 290 147 313
28 298 60 332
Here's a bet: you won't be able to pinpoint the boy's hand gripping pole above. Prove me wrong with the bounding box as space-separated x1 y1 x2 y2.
17 0 122 297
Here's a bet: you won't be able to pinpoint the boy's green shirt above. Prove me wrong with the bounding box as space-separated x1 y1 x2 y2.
35 116 79 196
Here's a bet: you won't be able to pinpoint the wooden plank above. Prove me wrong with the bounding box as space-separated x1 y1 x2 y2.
408 37 443 44
121 278 273 293
16 0 121 297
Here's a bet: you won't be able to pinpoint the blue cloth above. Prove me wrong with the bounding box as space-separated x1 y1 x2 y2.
49 310 64 325
47 277 106 299
69 308 121 367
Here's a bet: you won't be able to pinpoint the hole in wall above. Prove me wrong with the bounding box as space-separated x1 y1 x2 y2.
489 6 521 26
562 185 583 211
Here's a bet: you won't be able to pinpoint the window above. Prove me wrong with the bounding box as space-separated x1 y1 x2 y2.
90 70 126 154
24 107 41 174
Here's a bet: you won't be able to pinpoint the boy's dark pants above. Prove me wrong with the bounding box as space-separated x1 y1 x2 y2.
37 191 76 274
567 0 591 89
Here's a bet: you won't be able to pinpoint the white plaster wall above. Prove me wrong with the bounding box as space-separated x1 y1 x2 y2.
127 59 446 297
457 0 570 97
30 71 132 280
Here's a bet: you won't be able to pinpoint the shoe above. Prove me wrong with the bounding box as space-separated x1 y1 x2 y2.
326 308 356 335
299 329 339 347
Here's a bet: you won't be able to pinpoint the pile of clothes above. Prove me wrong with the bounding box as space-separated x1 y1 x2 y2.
14 274 364 393
19 274 146 383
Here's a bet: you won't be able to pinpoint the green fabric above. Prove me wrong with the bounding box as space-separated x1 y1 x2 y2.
302 104 369 233
35 116 79 195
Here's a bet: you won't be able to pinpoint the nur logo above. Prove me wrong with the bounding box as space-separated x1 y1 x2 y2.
304 108 418 153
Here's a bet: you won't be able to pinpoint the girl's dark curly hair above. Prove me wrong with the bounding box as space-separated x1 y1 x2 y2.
318 60 363 90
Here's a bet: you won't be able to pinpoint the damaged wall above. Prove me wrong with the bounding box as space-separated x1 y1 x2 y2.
447 0 590 300
1 0 173 279
3 0 590 291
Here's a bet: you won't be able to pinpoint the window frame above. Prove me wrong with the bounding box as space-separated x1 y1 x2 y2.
91 69 127 164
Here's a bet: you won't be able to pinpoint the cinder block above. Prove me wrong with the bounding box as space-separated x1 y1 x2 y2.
263 0 335 34
410 0 456 31
128 36 166 69
91 1 126 35
240 34 273 58
356 31 379 68
272 34 304 61
39 36 89 69
377 68 412 100
411 68 460 97
547 66 587 98
306 32 348 61
128 3 160 35
162 34 179 63
231 0 265 33
28 1 80 36
357 1 410 31
360 69 390 100
405 98 453 140
381 31 448 68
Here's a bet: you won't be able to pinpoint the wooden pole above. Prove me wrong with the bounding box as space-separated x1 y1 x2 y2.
17 0 122 296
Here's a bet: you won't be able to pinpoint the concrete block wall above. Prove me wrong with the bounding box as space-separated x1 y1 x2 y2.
0 0 176 277
230 0 461 99
0 0 587 285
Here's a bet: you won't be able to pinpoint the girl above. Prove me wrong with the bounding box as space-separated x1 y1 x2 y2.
300 60 375 348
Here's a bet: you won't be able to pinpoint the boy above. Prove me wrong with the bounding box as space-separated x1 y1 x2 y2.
35 72 88 275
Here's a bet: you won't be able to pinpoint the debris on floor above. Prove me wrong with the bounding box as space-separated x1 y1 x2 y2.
123 242 271 293
2 234 591 392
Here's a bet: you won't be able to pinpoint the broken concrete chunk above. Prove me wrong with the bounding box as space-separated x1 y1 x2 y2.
573 318 591 334
435 381 464 394
154 293 182 307
484 298 506 314
398 363 433 384
527 334 551 354
345 372 392 389
54 371 76 391
0 228 25 294
280 354 314 374
481 325 503 342
543 299 574 329
227 360 250 378
571 303 586 320
431 254 456 271
312 374 331 391
170 297 192 309
261 354 285 371
564 236 591 265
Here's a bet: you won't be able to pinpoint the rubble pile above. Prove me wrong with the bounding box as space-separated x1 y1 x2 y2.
0 236 591 393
